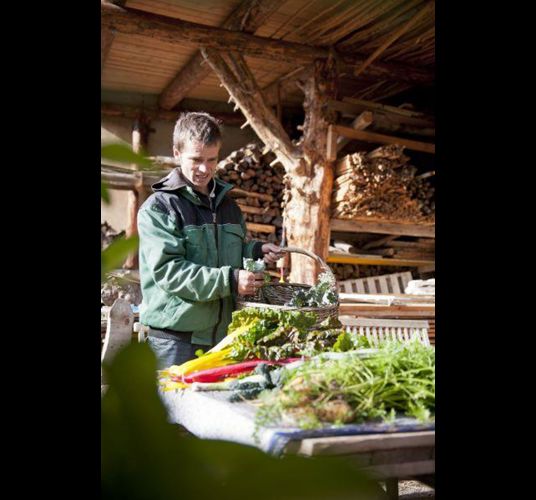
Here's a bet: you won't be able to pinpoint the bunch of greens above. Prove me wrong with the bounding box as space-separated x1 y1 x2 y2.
243 257 265 272
227 308 346 362
284 271 337 308
255 340 435 430
243 258 271 284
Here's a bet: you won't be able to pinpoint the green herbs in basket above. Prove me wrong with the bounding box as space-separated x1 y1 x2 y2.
284 271 337 307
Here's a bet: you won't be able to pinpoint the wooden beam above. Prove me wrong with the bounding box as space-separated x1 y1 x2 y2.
228 187 274 202
338 98 435 125
339 303 435 318
354 2 435 79
326 124 338 162
158 0 285 110
327 252 433 267
331 218 435 238
101 2 434 85
329 100 435 137
290 431 435 457
201 48 298 169
362 235 399 250
101 26 114 72
101 102 244 125
330 124 435 154
336 111 373 152
124 114 150 269
262 66 313 106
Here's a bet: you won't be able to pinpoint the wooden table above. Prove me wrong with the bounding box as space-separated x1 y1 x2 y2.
160 389 434 499
285 431 434 499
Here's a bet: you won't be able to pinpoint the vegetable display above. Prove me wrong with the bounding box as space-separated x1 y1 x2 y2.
158 308 342 390
158 309 435 433
255 340 435 430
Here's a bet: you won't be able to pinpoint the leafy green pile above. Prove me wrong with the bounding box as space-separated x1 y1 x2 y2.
228 308 346 361
255 340 435 430
284 271 337 307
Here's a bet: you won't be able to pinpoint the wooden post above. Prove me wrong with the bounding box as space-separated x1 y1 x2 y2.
285 58 338 284
123 113 150 269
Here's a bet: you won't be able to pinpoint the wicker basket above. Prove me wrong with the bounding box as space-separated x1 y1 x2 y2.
236 246 339 327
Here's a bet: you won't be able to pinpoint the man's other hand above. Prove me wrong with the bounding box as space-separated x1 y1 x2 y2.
237 270 265 296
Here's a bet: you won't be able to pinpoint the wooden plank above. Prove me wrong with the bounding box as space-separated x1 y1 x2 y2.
101 26 115 72
336 111 374 152
339 304 435 318
328 252 433 267
338 292 434 305
326 124 338 162
102 102 243 125
237 204 272 215
246 222 275 234
328 99 435 133
339 317 430 329
341 97 435 122
331 124 435 154
362 235 399 250
229 187 274 202
376 276 389 294
361 460 435 479
331 218 435 238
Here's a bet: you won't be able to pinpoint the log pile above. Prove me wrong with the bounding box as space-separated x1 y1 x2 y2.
217 143 286 243
332 145 435 222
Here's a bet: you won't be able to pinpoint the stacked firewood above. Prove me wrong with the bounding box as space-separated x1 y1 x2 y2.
217 143 285 243
332 145 435 222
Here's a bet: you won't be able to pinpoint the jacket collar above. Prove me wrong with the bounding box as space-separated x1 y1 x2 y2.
151 167 234 208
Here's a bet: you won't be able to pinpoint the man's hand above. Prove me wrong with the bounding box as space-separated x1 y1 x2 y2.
262 243 284 264
237 270 265 296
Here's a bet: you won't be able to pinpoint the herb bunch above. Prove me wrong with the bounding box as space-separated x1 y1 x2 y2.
256 340 435 430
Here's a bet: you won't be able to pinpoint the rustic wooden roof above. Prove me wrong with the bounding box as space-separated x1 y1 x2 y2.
102 0 435 106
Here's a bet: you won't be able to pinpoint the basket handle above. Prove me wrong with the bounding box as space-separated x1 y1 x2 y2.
278 246 337 290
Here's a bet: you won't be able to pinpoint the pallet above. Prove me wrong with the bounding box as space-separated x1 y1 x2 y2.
338 271 413 294
338 317 430 347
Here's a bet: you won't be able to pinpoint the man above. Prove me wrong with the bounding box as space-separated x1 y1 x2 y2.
138 112 282 369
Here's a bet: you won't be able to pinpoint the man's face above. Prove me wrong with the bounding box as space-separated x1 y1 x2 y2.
174 139 221 193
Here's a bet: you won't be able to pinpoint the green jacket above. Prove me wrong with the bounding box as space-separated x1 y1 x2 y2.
137 168 264 346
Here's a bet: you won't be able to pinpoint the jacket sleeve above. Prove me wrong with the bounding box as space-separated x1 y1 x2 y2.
239 213 265 260
138 205 232 302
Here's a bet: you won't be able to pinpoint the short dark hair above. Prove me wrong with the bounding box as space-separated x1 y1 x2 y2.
172 112 222 151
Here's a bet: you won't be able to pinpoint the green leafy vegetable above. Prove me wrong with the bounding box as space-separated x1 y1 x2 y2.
256 340 435 430
227 308 344 362
284 272 337 307
243 258 266 272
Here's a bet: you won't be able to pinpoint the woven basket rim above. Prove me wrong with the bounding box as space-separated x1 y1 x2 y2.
235 300 339 312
